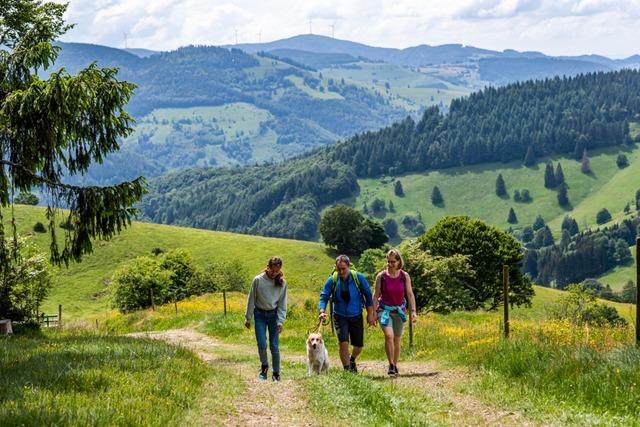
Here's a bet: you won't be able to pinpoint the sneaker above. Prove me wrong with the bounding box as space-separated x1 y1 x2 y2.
349 360 358 373
258 365 268 381
393 364 399 376
272 372 280 382
387 364 396 377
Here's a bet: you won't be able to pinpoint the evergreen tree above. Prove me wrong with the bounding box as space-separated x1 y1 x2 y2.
394 180 404 196
431 186 443 205
507 207 518 224
561 216 579 236
513 190 522 202
636 189 640 211
617 154 629 168
521 226 534 243
557 183 569 207
388 200 395 213
573 137 586 160
533 215 546 231
534 226 554 248
0 1 145 273
560 229 571 247
521 189 532 202
523 146 536 166
581 149 591 174
554 163 565 185
596 208 612 224
382 218 398 238
544 163 556 188
363 202 369 215
495 174 507 197
624 203 631 214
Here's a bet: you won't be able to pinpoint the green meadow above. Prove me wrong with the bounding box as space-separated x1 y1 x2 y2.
357 145 640 240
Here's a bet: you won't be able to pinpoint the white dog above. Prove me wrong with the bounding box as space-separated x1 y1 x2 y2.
306 332 330 374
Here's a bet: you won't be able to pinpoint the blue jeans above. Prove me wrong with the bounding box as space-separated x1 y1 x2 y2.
254 308 280 373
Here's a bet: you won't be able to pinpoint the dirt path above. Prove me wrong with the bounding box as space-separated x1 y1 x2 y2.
130 329 547 427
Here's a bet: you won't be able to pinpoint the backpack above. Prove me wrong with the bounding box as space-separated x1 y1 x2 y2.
328 268 367 334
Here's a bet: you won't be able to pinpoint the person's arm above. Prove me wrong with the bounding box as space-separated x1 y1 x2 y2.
404 271 418 322
244 277 258 328
276 282 287 332
372 273 382 312
318 276 332 320
359 273 376 326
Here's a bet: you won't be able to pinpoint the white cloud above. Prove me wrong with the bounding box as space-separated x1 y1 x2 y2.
57 0 640 57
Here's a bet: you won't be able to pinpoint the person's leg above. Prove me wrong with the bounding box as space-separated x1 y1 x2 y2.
391 315 404 373
393 336 401 366
334 314 352 368
266 312 280 378
254 311 269 378
349 315 364 371
382 326 395 365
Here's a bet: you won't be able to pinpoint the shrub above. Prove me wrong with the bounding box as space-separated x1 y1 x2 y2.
33 222 46 233
596 208 612 225
616 153 629 168
14 192 38 205
549 284 627 326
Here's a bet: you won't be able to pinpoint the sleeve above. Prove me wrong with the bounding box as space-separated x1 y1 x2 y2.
276 282 287 326
245 277 258 322
318 275 333 311
358 273 374 307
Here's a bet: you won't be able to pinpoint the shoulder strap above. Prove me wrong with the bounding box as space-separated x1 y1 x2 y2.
331 270 366 302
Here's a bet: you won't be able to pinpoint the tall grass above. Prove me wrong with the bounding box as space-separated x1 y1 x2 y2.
0 331 211 426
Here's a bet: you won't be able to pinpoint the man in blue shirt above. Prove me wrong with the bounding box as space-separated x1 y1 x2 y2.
319 255 375 372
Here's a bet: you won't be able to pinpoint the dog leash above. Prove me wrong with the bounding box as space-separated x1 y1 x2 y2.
307 317 330 335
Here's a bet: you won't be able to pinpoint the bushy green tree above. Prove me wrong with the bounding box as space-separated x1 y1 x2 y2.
596 208 612 224
417 216 533 309
370 198 386 214
0 237 52 322
549 284 627 326
616 154 629 168
399 241 475 313
320 204 387 255
382 218 398 238
521 189 532 202
621 280 637 303
357 248 387 284
14 192 38 205
513 190 521 202
112 256 172 312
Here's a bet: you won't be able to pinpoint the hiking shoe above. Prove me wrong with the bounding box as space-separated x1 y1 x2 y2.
272 372 280 382
388 364 397 377
349 360 358 373
393 364 399 376
258 365 268 381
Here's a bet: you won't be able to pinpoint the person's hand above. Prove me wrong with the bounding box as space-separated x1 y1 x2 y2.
319 311 327 321
411 311 418 323
277 324 283 333
367 314 376 327
244 320 250 329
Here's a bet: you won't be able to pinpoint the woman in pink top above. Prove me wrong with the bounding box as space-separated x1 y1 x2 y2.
373 249 417 377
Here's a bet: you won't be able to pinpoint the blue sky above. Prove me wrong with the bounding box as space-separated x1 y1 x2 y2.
58 0 640 58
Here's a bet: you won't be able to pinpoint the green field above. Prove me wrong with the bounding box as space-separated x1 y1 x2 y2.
8 205 336 320
357 145 640 239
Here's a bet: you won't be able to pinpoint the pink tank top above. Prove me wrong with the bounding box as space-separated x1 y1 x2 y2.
379 271 405 306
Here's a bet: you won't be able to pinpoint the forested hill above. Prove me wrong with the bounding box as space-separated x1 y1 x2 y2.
140 69 640 240
52 42 407 182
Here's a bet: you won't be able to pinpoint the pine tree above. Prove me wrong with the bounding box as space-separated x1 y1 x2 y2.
581 149 591 174
533 215 546 231
507 207 518 224
431 186 443 205
616 154 629 168
596 208 611 224
557 183 569 207
561 215 579 236
495 173 507 197
560 229 571 247
394 180 404 196
573 137 586 160
635 189 640 211
554 163 565 185
521 226 534 243
0 1 145 273
523 146 536 166
388 200 395 212
521 189 532 202
513 190 522 202
544 163 556 188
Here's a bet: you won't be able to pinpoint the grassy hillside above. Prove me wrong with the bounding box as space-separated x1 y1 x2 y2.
357 145 640 239
9 206 336 320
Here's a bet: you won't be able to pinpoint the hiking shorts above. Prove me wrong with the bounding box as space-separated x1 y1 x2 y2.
333 313 364 347
377 311 404 337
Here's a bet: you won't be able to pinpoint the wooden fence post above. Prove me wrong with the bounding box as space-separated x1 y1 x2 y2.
409 312 414 347
58 305 62 328
174 300 178 315
636 238 639 346
503 265 510 339
223 290 227 316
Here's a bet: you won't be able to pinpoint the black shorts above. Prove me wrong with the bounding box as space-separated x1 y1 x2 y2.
333 313 364 347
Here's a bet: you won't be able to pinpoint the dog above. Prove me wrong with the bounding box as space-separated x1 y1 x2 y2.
306 332 330 374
